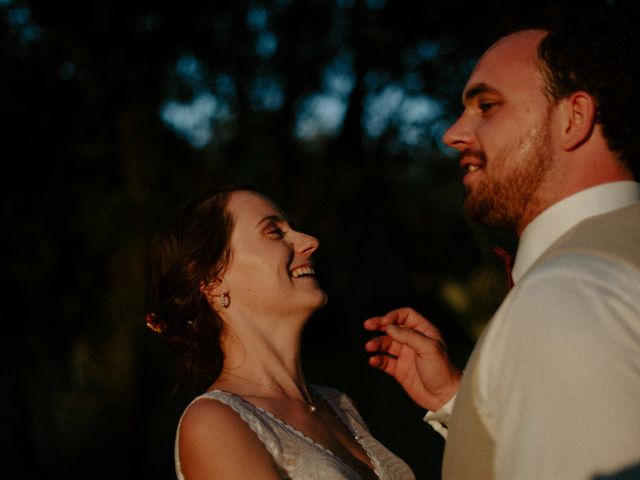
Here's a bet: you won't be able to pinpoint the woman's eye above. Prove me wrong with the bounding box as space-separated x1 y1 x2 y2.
267 228 285 238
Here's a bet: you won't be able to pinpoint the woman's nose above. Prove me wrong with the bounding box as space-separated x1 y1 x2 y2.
293 231 319 256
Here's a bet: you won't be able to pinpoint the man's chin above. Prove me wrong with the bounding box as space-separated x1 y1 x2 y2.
463 195 486 222
464 197 515 231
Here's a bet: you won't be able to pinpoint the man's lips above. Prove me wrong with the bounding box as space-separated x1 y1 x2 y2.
460 152 485 173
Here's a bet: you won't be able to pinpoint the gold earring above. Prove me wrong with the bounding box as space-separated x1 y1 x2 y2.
220 293 230 308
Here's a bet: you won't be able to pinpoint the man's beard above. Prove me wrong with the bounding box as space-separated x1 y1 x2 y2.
463 124 553 231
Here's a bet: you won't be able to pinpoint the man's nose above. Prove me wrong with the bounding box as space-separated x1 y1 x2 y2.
442 115 474 152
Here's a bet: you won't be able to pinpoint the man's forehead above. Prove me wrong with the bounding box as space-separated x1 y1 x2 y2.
478 29 547 67
462 30 547 100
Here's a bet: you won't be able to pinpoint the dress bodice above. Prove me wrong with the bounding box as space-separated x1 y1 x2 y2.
175 385 415 480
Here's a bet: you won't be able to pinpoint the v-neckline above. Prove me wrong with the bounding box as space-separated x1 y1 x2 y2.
206 387 380 479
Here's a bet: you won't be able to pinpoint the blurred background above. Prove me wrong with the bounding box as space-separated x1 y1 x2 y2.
3 0 634 478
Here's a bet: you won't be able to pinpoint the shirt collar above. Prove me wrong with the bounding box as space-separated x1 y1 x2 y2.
512 181 640 283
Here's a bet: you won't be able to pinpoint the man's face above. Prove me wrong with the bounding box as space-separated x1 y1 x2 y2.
442 29 556 234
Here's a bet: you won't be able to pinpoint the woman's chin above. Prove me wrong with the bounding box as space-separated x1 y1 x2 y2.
304 290 329 313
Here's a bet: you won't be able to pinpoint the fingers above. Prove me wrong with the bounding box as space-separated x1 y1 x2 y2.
364 335 383 352
367 352 398 375
363 310 415 332
385 308 442 339
363 316 386 332
365 334 404 377
365 335 404 357
364 307 442 341
368 353 393 369
386 324 445 356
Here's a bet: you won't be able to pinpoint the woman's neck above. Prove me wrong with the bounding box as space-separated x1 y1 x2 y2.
216 321 309 402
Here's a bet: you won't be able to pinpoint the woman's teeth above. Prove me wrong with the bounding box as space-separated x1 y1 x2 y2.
291 266 315 278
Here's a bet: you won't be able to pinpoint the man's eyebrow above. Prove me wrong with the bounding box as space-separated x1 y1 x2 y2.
463 83 500 103
256 214 287 228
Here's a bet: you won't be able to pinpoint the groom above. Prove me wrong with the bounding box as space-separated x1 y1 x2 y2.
365 8 640 480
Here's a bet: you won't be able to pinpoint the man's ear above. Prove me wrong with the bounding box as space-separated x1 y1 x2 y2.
558 91 597 151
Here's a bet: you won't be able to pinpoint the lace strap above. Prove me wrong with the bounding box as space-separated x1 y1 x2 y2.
188 390 284 457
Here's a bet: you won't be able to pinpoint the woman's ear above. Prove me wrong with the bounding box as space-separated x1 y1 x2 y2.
558 91 597 151
199 276 223 304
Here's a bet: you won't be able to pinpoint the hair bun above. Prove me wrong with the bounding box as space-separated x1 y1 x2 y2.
145 312 165 334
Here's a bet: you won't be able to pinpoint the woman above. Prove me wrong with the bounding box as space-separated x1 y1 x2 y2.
146 185 416 480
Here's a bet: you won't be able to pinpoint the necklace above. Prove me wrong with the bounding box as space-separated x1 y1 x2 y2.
221 371 318 413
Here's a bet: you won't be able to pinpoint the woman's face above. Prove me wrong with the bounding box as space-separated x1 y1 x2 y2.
220 190 327 319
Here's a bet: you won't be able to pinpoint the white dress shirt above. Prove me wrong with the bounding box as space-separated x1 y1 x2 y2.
425 181 640 479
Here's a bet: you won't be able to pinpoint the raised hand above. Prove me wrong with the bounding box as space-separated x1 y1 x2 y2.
364 307 461 411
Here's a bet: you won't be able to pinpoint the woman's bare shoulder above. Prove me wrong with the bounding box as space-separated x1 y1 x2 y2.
177 396 281 480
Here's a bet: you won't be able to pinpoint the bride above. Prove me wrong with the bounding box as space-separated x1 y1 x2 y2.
146 185 415 479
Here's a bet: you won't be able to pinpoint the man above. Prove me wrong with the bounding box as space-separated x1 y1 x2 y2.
364 9 640 480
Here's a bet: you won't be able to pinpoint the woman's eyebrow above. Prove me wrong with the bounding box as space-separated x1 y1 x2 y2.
255 214 287 228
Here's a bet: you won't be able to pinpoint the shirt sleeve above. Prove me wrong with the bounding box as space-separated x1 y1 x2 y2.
480 254 640 480
423 393 457 439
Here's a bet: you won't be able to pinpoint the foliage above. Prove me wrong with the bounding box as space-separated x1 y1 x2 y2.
2 0 630 477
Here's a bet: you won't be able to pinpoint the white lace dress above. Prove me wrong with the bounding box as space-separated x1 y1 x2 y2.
175 385 416 479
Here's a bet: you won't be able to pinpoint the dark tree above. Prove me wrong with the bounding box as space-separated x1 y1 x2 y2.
2 0 633 477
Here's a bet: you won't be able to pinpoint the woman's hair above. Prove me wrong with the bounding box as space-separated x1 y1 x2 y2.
147 184 251 389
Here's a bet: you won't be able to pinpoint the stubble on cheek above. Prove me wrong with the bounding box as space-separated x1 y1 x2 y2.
463 125 552 231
